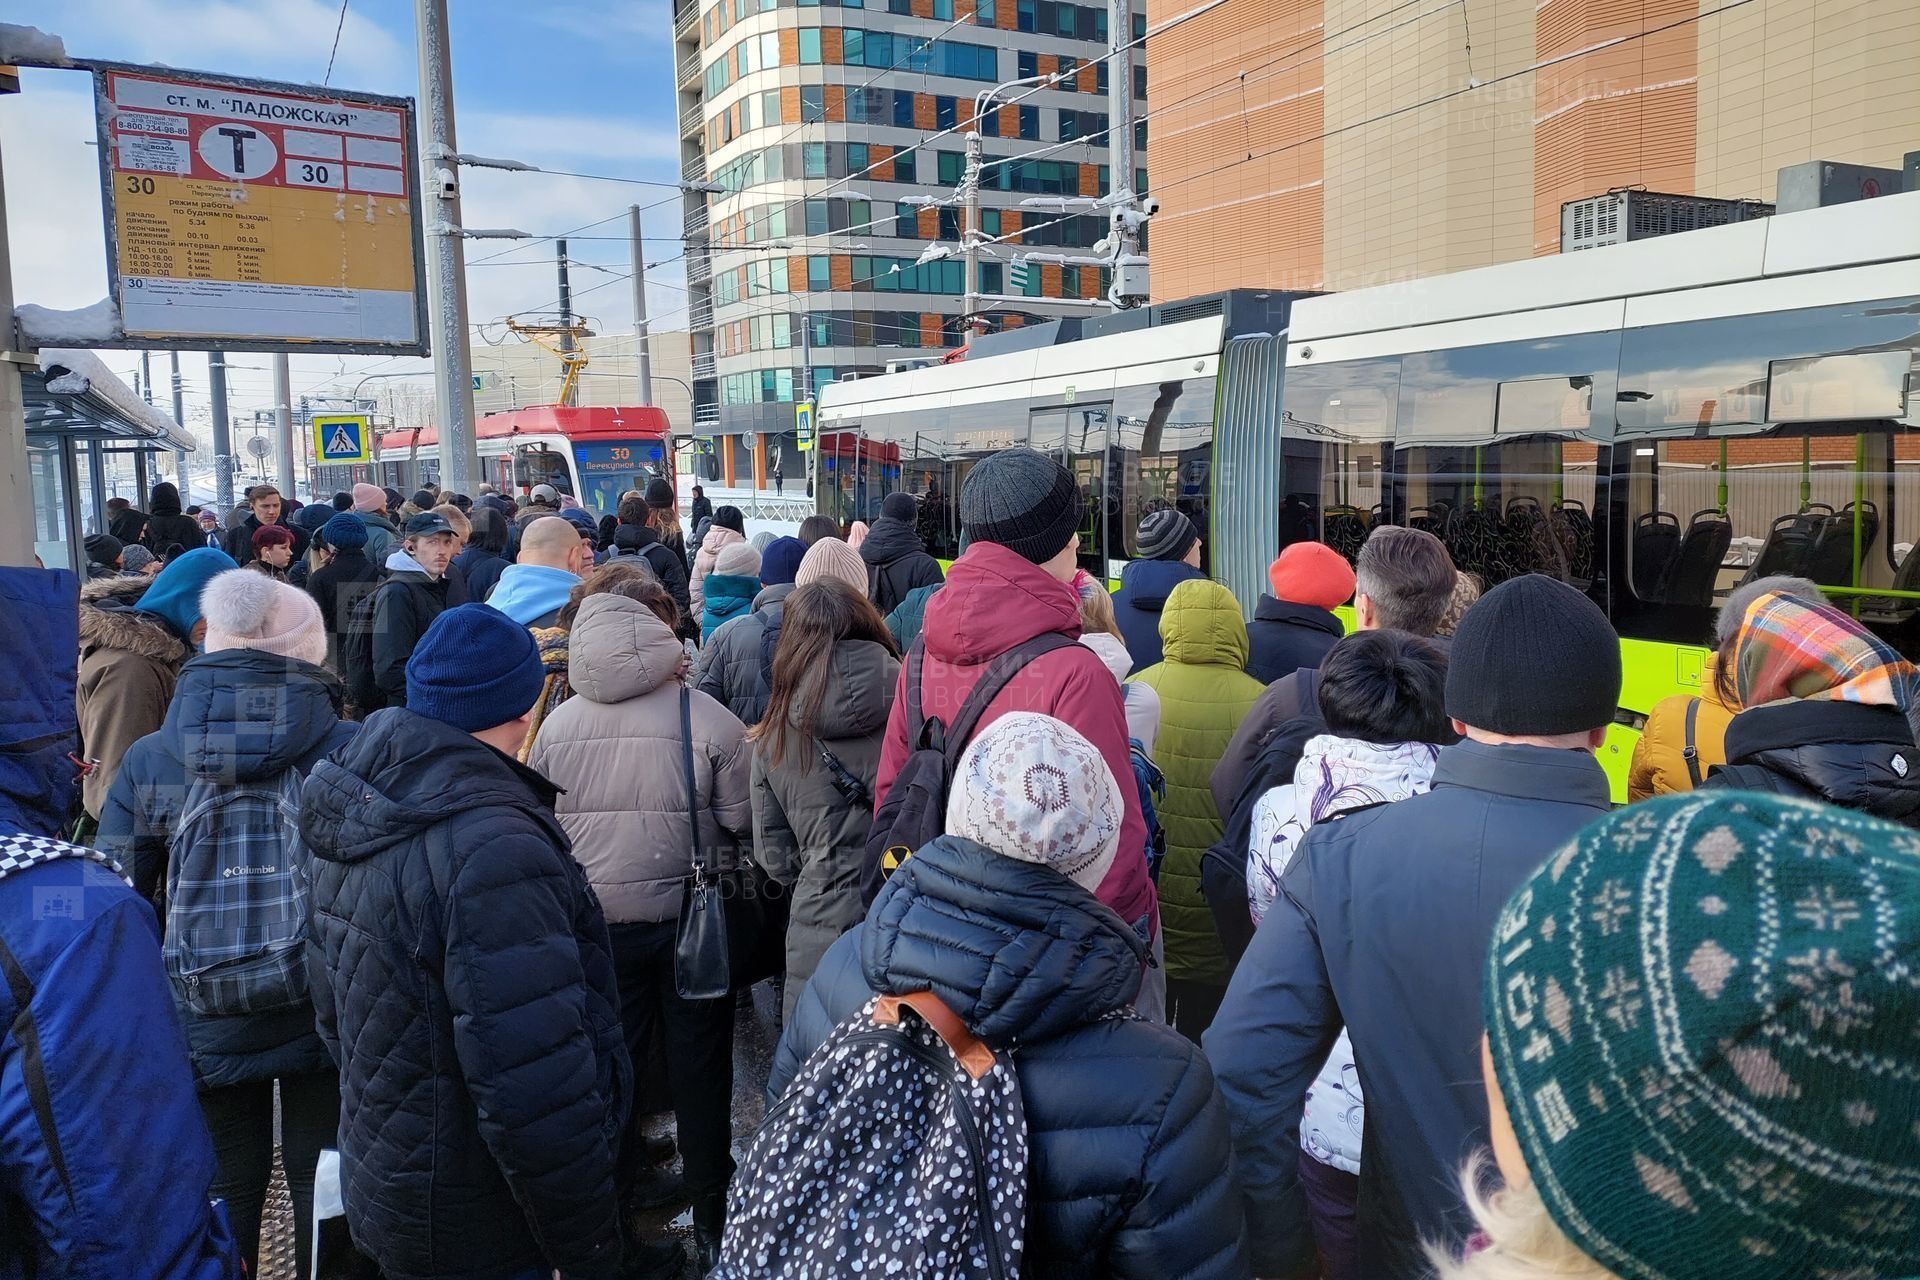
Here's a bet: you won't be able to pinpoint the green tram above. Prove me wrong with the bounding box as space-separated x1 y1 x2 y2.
816 190 1920 796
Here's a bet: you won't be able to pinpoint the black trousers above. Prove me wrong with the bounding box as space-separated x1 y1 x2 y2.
1166 978 1227 1045
198 1070 341 1280
606 918 736 1233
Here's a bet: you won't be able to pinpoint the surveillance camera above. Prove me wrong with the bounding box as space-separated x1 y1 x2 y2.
1140 196 1161 217
434 167 459 199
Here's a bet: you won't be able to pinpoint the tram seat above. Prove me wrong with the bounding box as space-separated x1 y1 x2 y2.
1661 509 1733 609
1324 506 1370 564
1500 496 1569 581
1408 504 1450 540
1739 504 1831 585
1552 499 1595 582
1804 500 1880 589
1862 540 1920 624
1632 511 1682 601
1444 503 1503 583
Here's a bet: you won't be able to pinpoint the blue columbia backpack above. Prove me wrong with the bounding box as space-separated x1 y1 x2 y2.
1131 741 1167 882
163 768 311 1015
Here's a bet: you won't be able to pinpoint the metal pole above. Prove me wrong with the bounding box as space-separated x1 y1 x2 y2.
416 0 480 492
1108 0 1135 203
273 354 297 498
170 351 190 507
628 205 654 406
961 129 983 322
0 134 34 568
209 353 235 513
556 238 578 407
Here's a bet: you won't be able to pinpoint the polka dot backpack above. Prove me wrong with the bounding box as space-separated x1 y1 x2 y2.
716 991 1027 1280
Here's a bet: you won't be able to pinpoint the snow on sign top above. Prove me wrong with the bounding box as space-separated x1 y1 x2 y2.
93 66 426 356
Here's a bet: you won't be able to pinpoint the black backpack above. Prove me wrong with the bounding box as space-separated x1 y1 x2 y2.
340 583 385 713
860 632 1074 904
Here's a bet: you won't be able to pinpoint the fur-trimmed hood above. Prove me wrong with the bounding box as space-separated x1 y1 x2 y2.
78 575 189 665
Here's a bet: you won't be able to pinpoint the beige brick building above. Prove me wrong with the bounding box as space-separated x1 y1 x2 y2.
1144 0 1920 298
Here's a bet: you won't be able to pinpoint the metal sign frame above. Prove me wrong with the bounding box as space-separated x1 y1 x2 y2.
88 60 429 356
311 412 373 464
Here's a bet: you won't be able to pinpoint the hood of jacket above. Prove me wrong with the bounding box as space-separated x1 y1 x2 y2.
489 562 580 626
796 639 898 741
611 522 661 554
384 547 427 574
1118 557 1204 614
858 515 925 567
78 575 190 664
162 649 345 783
1080 630 1134 683
1254 594 1342 637
567 592 685 704
1158 577 1250 668
920 542 1082 666
148 481 184 517
699 525 744 558
860 836 1145 1045
1288 734 1441 830
1721 699 1920 819
752 580 796 612
301 705 563 866
1 567 80 837
703 572 760 606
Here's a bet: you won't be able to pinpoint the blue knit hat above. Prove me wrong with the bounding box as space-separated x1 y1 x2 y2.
760 536 807 587
132 546 237 642
559 507 599 538
321 512 368 551
406 604 545 731
291 503 334 535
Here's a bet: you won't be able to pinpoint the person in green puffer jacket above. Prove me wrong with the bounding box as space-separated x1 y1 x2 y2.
1130 576 1264 1042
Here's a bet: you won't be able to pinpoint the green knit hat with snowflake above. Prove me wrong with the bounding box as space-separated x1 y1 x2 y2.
1484 792 1920 1280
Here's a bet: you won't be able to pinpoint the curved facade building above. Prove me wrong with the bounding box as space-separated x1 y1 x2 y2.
673 0 1147 502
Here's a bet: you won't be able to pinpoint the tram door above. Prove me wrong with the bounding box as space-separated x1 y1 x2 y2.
1032 404 1114 578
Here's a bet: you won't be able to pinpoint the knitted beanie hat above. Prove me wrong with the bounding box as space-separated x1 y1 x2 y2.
406 604 545 731
119 544 156 573
1445 573 1620 734
1485 792 1920 1280
644 476 675 509
945 712 1123 894
760 536 807 587
321 512 368 551
351 482 386 514
881 491 917 523
1136 508 1197 562
84 533 122 566
201 569 328 666
290 503 335 535
1268 541 1356 609
796 537 868 594
847 520 869 549
715 542 761 578
959 447 1083 565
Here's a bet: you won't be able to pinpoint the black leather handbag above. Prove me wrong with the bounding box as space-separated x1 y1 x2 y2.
674 684 733 1000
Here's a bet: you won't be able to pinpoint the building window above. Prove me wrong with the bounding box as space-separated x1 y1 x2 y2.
847 141 870 175
893 91 915 128
1017 49 1036 79
798 27 822 62
808 256 831 290
934 0 953 17
936 96 957 131
937 151 963 184
800 84 825 121
980 107 999 137
939 207 960 239
803 141 827 178
975 0 996 22
979 208 1001 236
1019 104 1039 140
806 200 829 235
893 151 915 182
896 201 918 238
981 261 1004 293
1017 0 1036 29
1061 264 1080 294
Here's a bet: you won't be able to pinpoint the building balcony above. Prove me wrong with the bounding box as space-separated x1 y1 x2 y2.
673 1 699 40
694 402 721 429
683 203 710 238
691 351 717 378
677 50 702 89
688 252 713 283
690 298 715 331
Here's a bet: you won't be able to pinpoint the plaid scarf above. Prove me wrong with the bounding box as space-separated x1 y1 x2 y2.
1733 591 1920 742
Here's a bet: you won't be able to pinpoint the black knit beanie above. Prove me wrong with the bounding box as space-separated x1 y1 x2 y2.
880 491 917 523
959 448 1083 564
1444 574 1620 735
644 476 675 509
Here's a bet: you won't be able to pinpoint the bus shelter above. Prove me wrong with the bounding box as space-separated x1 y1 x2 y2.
21 349 194 573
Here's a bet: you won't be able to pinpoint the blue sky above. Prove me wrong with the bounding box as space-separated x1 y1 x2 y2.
3 0 693 420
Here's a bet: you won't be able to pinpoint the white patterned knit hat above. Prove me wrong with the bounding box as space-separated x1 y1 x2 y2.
945 712 1123 894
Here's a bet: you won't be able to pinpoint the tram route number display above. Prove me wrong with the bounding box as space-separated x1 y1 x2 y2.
93 65 427 354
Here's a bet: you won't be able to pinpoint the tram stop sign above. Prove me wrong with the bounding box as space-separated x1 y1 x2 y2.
312 413 372 463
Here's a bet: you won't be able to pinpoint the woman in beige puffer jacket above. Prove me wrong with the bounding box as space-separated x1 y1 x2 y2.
526 584 751 1254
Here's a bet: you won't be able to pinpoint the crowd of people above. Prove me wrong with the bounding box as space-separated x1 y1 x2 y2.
5 449 1917 1280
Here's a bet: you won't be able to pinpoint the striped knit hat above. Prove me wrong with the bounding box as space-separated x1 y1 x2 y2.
1485 792 1920 1280
1135 508 1197 562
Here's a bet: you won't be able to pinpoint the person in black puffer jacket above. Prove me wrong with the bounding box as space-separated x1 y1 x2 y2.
857 491 944 616
141 481 203 556
97 571 353 1280
1701 588 1920 825
768 713 1250 1280
302 604 640 1280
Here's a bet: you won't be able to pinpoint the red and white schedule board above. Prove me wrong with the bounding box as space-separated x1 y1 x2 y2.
94 67 426 353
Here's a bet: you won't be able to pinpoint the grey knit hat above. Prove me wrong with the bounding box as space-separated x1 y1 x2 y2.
958 448 1083 564
1136 508 1197 561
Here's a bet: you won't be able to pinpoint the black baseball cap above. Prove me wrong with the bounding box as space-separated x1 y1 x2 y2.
404 512 455 538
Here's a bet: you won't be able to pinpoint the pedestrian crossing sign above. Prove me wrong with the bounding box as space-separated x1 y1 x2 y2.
312 414 371 463
795 400 814 452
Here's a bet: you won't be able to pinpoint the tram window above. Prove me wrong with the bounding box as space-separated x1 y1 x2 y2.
1766 351 1910 423
1110 377 1215 565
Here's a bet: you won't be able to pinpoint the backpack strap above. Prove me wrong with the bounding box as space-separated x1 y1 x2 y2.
1681 698 1703 788
904 636 931 750
942 632 1076 765
680 685 712 882
873 991 996 1080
